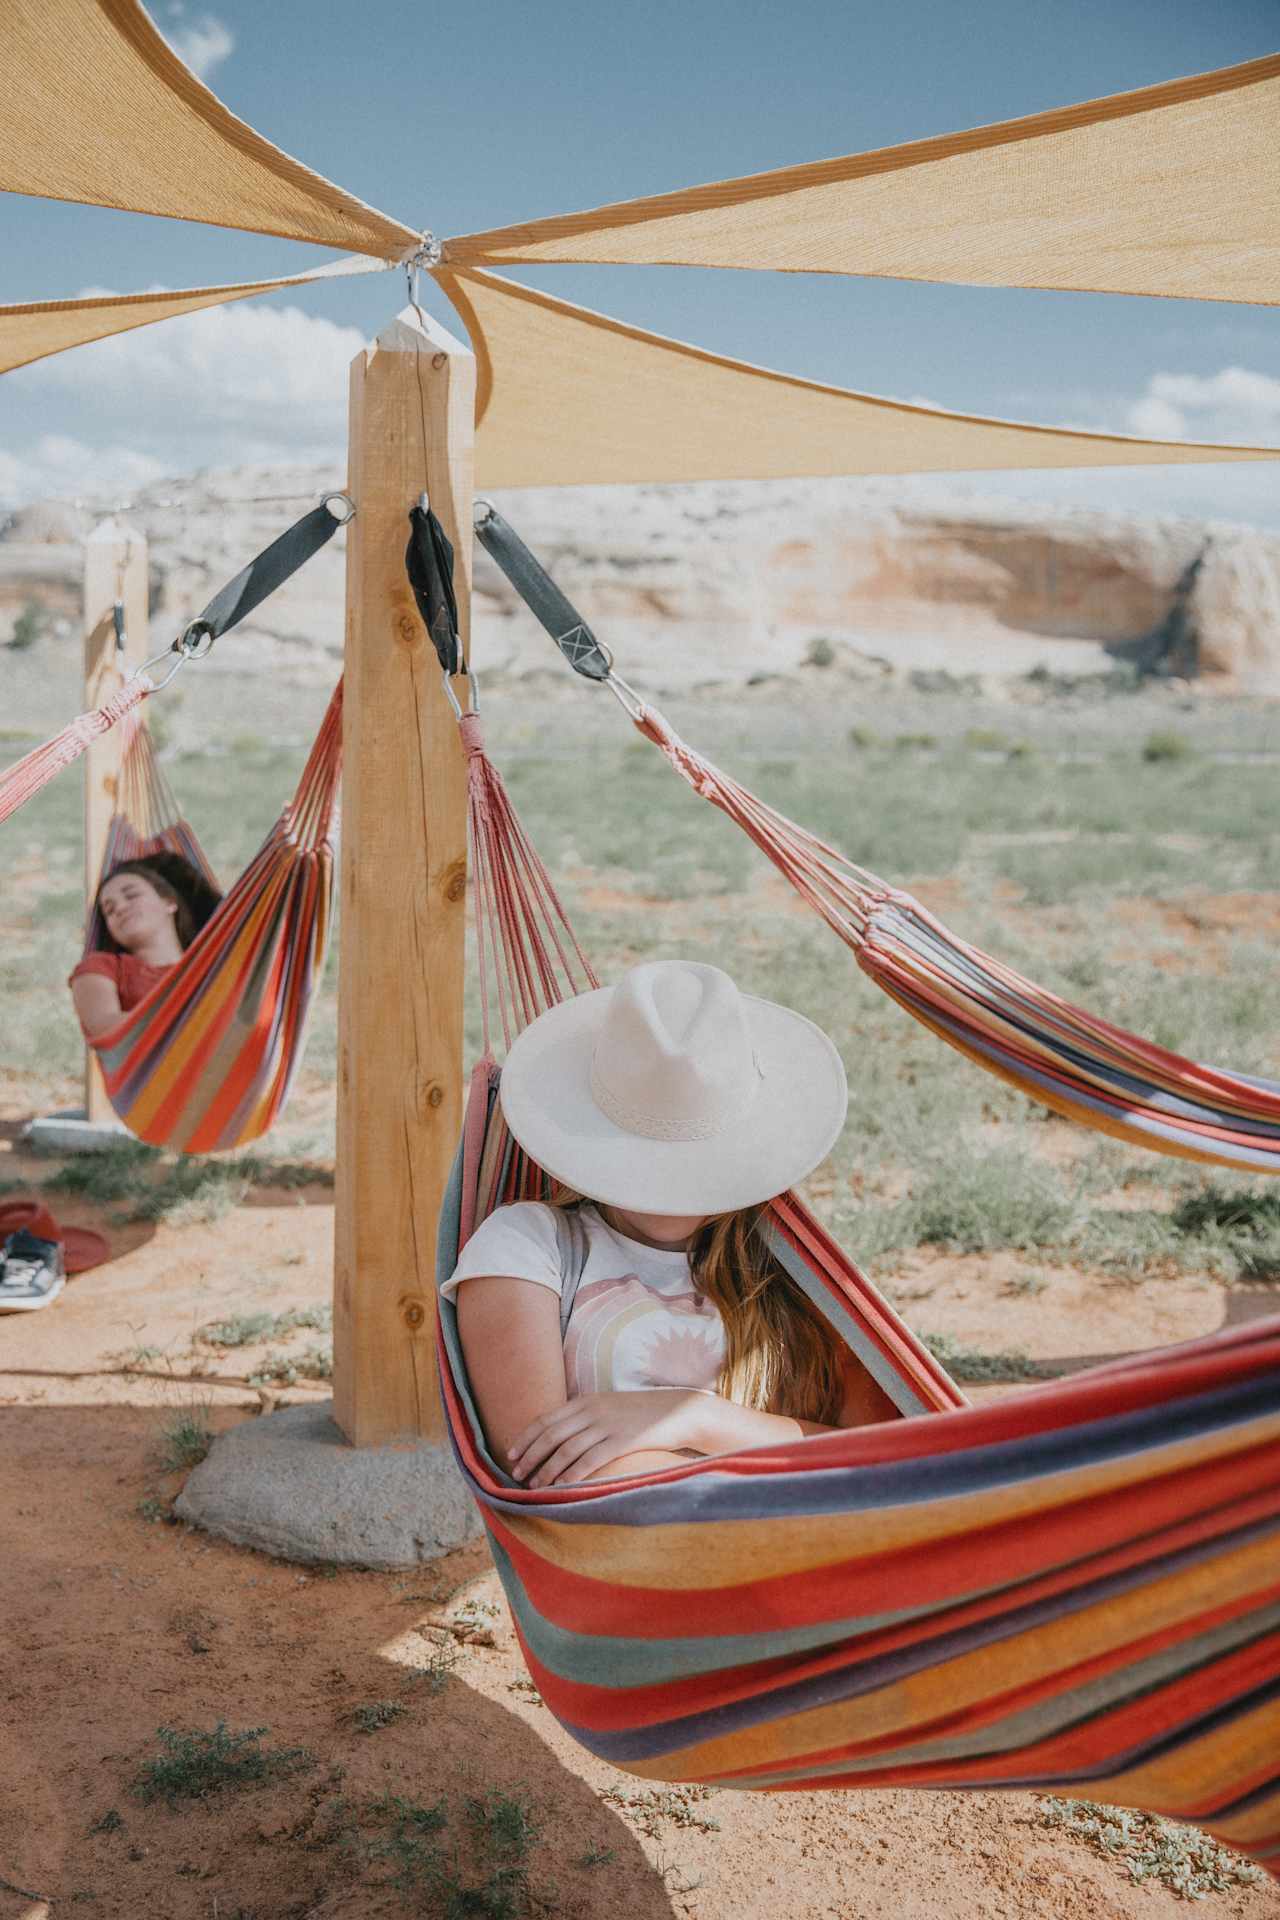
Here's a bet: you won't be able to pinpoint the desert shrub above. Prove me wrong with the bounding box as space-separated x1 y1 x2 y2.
134 1723 314 1806
9 599 48 650
155 1404 213 1472
1036 1797 1262 1898
804 636 835 668
963 727 1009 751
922 1333 1057 1382
1142 728 1194 763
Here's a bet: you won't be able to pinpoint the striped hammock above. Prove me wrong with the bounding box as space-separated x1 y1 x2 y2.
85 684 342 1152
618 702 1280 1176
435 713 1280 1877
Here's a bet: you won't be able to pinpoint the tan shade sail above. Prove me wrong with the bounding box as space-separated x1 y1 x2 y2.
1 0 420 259
0 258 389 378
436 268 1280 489
446 53 1280 306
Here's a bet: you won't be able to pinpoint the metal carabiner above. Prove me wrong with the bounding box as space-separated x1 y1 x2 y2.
441 666 480 721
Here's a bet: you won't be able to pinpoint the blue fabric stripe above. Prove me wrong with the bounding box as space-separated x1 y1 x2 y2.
548 1510 1280 1763
474 1376 1276 1530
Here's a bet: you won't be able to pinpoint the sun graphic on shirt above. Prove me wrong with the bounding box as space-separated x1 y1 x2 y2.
638 1321 722 1391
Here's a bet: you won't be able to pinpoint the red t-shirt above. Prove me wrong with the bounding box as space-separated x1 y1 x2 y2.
69 950 173 1012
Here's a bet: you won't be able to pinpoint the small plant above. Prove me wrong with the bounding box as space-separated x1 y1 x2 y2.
133 1722 314 1806
892 731 937 751
803 636 835 669
89 1808 124 1834
248 1344 333 1386
1036 1797 1262 1899
196 1304 331 1349
576 1844 616 1869
848 724 878 749
367 1788 543 1916
42 1138 161 1204
154 1404 213 1473
922 1332 1057 1383
136 1495 167 1524
1002 1271 1050 1296
9 598 48 650
601 1784 720 1837
1142 728 1194 763
963 727 1009 751
407 1633 460 1694
352 1699 407 1735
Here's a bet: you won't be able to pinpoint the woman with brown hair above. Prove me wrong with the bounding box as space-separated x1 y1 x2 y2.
69 853 222 1040
444 959 897 1486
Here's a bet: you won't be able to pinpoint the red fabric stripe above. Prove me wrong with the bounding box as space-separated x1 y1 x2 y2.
486 1441 1280 1656
504 1479 1280 1732
699 1606 1280 1789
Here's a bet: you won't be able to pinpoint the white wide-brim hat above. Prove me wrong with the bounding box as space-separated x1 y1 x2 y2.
498 959 848 1215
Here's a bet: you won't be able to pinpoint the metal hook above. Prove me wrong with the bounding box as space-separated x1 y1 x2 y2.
441 666 480 721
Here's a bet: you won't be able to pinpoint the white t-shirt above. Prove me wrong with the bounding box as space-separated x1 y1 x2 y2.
442 1201 726 1400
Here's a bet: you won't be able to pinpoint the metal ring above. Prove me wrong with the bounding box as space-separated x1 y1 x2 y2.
178 621 215 659
321 490 355 526
473 497 496 529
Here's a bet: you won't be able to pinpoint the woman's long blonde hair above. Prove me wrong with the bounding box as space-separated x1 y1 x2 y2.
549 1189 846 1424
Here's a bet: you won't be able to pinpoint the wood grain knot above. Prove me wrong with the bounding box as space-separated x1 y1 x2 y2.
443 861 467 903
431 351 447 370
396 611 419 645
424 1082 444 1110
401 1298 428 1332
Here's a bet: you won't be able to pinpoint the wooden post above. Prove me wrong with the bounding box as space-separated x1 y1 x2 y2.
83 519 147 1122
332 305 475 1448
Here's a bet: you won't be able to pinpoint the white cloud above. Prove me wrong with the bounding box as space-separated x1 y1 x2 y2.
0 437 167 507
160 5 235 81
1 297 366 505
1124 367 1280 447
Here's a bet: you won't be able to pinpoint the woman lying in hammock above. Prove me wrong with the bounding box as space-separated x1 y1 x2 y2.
444 959 898 1486
69 853 222 1041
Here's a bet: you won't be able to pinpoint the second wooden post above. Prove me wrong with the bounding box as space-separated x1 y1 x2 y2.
83 519 148 1124
332 305 475 1448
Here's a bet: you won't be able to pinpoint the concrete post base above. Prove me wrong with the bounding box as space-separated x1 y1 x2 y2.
174 1400 484 1569
22 1109 134 1154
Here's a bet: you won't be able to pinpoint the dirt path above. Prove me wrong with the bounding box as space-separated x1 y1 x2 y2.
2 1105 1276 1920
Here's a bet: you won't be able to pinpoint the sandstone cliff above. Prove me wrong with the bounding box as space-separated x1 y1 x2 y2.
3 468 1279 699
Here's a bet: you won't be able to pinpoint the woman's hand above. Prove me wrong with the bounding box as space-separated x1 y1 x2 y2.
510 1389 721 1487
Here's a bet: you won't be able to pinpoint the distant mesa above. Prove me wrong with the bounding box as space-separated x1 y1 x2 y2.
3 466 1280 693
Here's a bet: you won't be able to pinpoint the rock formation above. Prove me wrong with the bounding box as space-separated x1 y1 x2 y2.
4 467 1279 696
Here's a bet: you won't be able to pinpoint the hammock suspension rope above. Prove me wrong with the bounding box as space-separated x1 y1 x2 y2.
432 688 1280 1874
473 501 1280 1178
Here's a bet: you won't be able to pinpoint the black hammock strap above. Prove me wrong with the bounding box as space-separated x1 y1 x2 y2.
182 496 351 654
406 498 462 675
473 500 612 683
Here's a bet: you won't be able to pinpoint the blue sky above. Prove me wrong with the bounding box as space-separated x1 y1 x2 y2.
3 0 1278 521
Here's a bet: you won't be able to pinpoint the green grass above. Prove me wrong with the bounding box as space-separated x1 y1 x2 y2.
367 1788 544 1917
1036 1797 1263 1899
351 1699 407 1734
7 691 1280 1289
195 1305 331 1348
154 1405 213 1473
133 1723 315 1806
41 1144 332 1226
248 1344 333 1385
921 1332 1059 1383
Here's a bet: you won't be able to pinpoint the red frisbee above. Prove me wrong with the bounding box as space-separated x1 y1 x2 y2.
0 1199 111 1275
